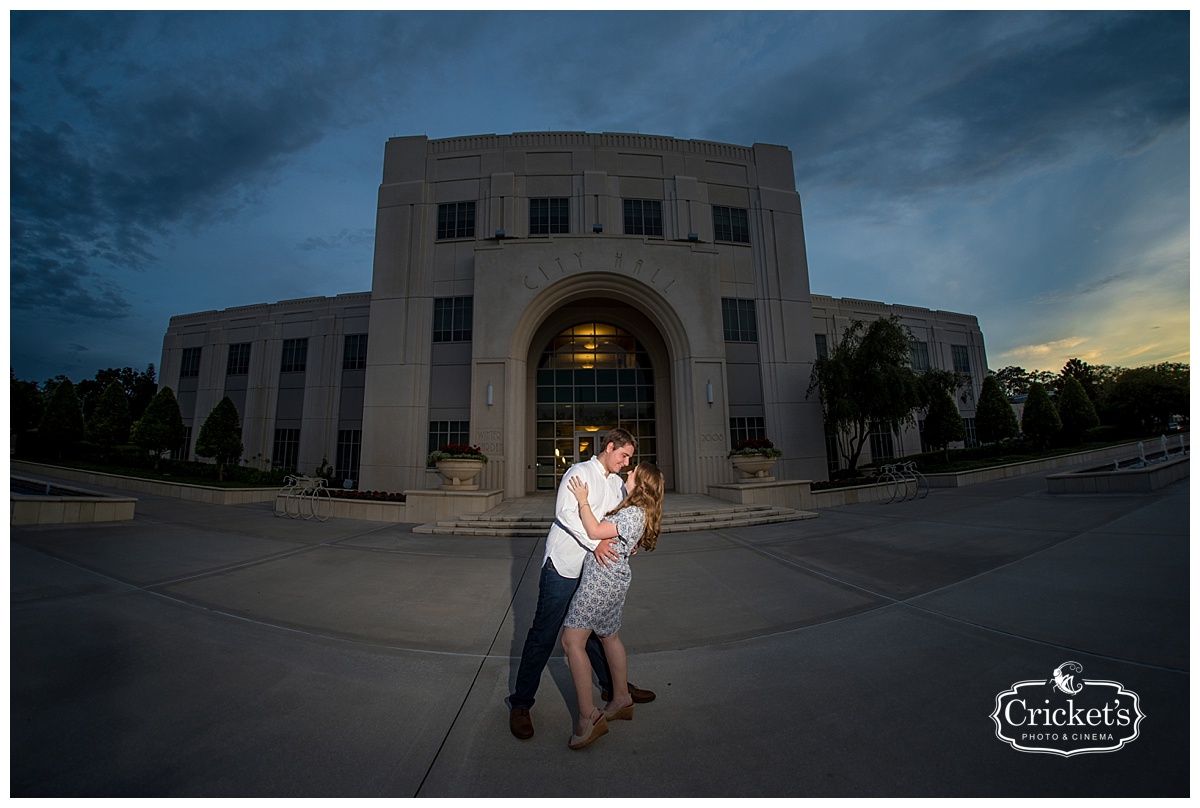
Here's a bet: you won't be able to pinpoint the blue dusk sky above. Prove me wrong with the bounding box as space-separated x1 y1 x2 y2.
8 10 1190 384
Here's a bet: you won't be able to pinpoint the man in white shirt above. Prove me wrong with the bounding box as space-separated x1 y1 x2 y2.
509 428 656 739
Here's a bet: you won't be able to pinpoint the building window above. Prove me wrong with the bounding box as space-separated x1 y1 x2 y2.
825 433 840 475
433 297 473 342
815 334 828 360
918 419 933 454
428 420 470 466
713 206 750 243
963 417 978 448
623 199 663 236
721 298 758 342
910 340 931 372
437 201 475 239
180 347 202 379
336 429 362 483
273 428 300 471
952 345 971 374
530 197 569 235
343 334 368 370
869 422 896 462
175 426 192 461
729 416 766 448
281 339 308 373
226 343 251 376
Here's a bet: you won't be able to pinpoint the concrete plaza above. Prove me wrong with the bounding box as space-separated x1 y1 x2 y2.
10 468 1190 797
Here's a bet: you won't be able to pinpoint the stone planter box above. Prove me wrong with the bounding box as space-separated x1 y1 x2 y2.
11 475 137 525
11 461 276 505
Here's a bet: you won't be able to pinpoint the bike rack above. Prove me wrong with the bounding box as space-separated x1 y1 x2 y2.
874 461 928 503
273 474 332 521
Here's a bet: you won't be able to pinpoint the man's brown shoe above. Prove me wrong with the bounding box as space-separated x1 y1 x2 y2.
510 707 534 739
602 682 656 704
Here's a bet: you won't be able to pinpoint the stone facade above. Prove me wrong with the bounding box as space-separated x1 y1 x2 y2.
159 132 990 497
809 294 990 470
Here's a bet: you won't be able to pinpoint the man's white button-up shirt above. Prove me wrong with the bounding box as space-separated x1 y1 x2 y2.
543 455 625 579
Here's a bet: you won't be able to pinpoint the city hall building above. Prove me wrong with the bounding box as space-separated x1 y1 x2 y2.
160 132 989 499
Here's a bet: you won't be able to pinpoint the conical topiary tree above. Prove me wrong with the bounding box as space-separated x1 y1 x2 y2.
1021 381 1061 449
975 374 1020 447
194 396 243 481
922 389 966 463
85 380 132 459
132 386 186 471
1057 374 1100 443
38 378 84 459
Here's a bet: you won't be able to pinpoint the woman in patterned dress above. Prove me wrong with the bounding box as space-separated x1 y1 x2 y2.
560 461 664 749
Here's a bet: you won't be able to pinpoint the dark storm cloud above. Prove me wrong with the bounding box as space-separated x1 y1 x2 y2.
297 229 375 252
714 12 1188 203
9 11 461 322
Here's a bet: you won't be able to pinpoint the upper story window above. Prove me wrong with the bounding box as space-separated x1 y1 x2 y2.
815 334 828 360
713 206 750 243
952 344 971 374
530 197 569 235
180 347 202 379
433 297 473 342
281 338 308 373
721 298 758 342
343 334 368 370
623 199 663 237
437 201 475 239
909 340 931 372
226 343 251 376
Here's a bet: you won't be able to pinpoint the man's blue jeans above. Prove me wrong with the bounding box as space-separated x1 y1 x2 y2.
510 559 612 710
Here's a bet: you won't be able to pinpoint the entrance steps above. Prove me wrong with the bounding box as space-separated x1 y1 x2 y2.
413 496 816 537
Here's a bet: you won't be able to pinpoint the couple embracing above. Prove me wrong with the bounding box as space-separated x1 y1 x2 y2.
508 428 664 749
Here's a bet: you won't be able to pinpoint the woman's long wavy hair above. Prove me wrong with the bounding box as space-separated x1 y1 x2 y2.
612 461 663 552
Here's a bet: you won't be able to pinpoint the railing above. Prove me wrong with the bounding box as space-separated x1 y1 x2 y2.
273 475 332 522
874 462 929 504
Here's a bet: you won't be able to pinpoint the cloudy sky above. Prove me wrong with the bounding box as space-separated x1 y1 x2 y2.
9 10 1190 384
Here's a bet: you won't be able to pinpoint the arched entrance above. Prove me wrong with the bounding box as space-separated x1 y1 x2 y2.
533 323 657 491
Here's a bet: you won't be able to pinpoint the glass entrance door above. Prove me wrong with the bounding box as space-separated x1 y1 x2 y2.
575 431 598 465
534 323 656 491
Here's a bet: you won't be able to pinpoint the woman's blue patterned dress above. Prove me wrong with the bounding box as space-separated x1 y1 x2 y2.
563 506 646 637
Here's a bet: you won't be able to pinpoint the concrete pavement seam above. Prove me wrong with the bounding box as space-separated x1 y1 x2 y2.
710 525 1188 674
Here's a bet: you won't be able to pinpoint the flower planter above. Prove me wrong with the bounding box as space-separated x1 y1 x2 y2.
435 458 485 490
730 454 779 480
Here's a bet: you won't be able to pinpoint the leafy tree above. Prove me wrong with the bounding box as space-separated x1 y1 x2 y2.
923 390 966 462
38 377 84 459
1057 375 1100 443
11 370 44 433
807 316 922 471
132 386 186 471
195 397 243 481
85 380 132 456
1100 363 1189 434
975 374 1020 445
78 365 158 422
1021 381 1061 449
1058 358 1098 402
993 366 1032 398
916 368 969 409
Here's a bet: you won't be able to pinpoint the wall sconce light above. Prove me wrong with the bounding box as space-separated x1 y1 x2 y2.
592 223 603 233
706 381 714 405
486 382 494 406
688 232 699 242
